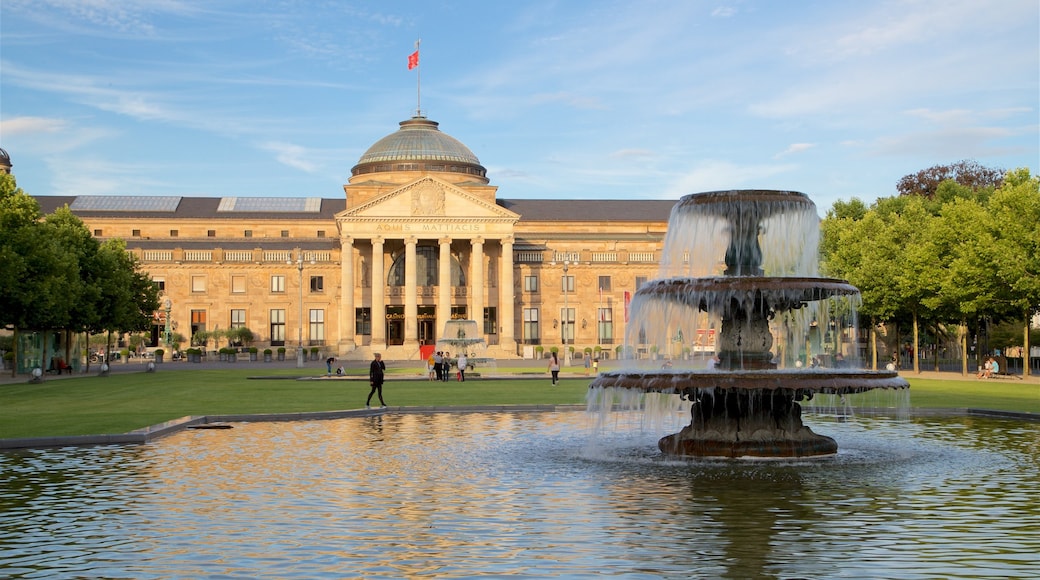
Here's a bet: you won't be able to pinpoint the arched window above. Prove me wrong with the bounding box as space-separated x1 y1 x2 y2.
387 245 466 287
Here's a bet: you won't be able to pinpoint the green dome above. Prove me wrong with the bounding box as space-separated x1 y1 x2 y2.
351 117 487 181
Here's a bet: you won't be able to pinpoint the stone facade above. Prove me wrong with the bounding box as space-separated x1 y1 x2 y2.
30 117 675 361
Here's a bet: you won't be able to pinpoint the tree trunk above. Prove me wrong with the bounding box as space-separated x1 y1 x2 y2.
1025 319 1032 377
869 319 878 370
912 312 920 374
960 321 969 376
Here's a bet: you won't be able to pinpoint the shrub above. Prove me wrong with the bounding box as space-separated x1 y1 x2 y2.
154 349 165 357
263 348 273 355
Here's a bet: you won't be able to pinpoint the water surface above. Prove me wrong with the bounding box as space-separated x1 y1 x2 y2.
1 412 1037 578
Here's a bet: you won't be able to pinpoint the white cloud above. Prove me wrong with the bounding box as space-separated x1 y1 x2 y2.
0 116 67 135
260 142 319 173
665 160 796 197
775 143 816 158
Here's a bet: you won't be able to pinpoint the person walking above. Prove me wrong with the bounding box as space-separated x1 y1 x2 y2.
366 353 387 408
456 353 468 382
548 352 561 386
583 352 591 376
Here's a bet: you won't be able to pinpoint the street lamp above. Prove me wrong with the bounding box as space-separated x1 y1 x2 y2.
289 249 312 369
163 297 172 350
561 261 569 365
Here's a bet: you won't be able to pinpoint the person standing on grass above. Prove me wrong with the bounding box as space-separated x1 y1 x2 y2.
548 351 561 386
326 356 336 376
366 353 387 408
456 353 468 382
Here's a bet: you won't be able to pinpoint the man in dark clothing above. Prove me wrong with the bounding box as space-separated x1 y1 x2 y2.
366 353 387 408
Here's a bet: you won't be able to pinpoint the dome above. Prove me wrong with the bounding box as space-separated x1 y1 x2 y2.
0 147 10 173
351 116 487 182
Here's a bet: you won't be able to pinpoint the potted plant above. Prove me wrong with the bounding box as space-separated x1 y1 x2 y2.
535 345 544 359
310 346 320 361
277 347 286 361
263 348 273 362
249 346 258 361
154 348 165 363
120 348 130 364
3 351 14 371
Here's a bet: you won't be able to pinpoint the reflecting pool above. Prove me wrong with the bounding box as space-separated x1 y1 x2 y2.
1 412 1038 578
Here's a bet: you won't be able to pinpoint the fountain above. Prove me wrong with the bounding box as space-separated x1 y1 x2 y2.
590 190 909 458
435 319 495 372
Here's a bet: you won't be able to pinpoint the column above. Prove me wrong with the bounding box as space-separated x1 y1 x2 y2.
339 236 355 353
371 237 386 346
438 237 452 340
404 236 418 348
471 237 484 329
499 236 515 350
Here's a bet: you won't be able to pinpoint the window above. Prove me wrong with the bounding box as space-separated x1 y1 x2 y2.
231 275 246 294
190 310 207 344
230 309 246 329
309 309 325 345
317 230 326 238
355 307 371 335
153 279 166 291
451 306 468 320
132 229 141 237
170 230 178 237
635 276 648 290
524 275 539 292
598 276 612 292
191 276 206 293
94 229 103 236
244 230 252 238
484 307 497 335
560 307 575 342
271 275 285 293
281 230 289 238
309 276 324 292
523 308 539 344
207 230 216 237
562 275 575 293
597 308 614 344
270 309 286 346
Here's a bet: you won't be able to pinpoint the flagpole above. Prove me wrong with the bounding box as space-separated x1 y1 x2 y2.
415 38 422 116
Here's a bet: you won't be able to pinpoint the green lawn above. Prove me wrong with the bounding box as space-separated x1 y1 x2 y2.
0 370 1036 439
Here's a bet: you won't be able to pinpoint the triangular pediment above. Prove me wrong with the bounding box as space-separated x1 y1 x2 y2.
339 176 519 221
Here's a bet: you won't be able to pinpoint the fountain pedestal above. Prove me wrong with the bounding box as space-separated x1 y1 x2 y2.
658 389 836 458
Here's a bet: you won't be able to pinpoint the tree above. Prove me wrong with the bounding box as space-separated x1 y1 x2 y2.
896 159 1004 200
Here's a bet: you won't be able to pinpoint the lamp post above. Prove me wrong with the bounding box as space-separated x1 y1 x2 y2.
562 260 571 365
290 249 306 369
163 297 172 350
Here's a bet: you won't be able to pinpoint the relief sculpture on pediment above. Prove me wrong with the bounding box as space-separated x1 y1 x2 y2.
411 181 445 216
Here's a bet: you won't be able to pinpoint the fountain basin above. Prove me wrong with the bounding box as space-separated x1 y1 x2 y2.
591 369 908 395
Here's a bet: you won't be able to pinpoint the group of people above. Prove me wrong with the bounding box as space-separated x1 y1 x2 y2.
426 351 469 382
976 356 1001 379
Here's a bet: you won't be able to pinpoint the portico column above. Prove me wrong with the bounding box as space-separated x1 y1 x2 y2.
471 237 484 329
371 237 386 346
499 236 515 350
438 237 452 340
339 236 355 353
404 236 418 348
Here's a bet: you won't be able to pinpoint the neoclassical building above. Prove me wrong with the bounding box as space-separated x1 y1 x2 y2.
31 116 676 361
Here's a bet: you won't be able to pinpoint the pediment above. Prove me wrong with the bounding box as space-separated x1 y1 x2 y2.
339 176 519 221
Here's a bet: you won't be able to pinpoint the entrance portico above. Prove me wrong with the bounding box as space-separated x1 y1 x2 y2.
337 175 519 359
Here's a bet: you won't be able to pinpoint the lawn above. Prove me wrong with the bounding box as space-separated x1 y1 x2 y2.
0 369 1036 439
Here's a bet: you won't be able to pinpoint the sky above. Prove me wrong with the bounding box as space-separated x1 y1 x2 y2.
1 0 1037 213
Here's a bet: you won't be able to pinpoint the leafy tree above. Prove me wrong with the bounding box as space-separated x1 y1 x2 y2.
897 159 1004 200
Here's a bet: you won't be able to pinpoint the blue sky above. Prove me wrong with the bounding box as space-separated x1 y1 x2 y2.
1 0 1037 213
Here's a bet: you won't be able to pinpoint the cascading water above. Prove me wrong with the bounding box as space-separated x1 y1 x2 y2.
588 190 909 458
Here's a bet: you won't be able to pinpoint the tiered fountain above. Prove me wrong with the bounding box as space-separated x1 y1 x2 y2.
590 190 909 458
436 320 495 371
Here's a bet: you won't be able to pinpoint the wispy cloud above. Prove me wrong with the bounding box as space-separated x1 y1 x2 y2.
775 143 816 158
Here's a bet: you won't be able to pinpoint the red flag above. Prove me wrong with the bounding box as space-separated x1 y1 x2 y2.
408 50 419 70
